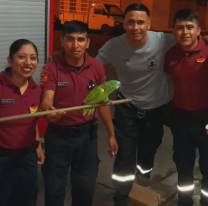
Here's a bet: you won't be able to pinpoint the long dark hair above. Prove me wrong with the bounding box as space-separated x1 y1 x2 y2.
6 39 39 71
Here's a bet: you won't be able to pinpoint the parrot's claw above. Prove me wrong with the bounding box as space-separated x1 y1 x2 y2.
105 100 113 105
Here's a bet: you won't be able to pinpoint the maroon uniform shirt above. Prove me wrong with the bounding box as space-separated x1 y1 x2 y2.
0 69 41 149
40 52 106 126
164 36 208 111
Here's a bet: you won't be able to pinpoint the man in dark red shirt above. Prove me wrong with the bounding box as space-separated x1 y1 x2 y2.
164 9 208 206
40 20 118 206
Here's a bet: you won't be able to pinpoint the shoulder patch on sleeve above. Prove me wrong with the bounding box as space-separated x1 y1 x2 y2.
40 69 48 85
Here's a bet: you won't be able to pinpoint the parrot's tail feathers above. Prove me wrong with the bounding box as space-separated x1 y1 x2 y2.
83 109 88 116
89 108 95 115
83 108 95 116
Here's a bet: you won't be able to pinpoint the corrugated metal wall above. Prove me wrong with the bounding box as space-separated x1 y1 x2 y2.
0 0 46 82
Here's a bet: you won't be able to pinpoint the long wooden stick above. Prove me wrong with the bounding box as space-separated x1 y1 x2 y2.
0 99 132 123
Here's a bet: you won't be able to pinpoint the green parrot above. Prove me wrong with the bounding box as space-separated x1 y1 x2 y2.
82 80 121 116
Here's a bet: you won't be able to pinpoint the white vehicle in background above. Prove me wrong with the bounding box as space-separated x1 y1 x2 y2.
59 0 124 35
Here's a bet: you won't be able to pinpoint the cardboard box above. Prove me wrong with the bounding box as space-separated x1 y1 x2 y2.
129 175 177 206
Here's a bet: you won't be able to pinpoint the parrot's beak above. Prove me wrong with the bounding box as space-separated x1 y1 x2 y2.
117 81 121 88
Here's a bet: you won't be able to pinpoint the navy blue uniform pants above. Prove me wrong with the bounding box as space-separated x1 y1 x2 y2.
0 151 38 206
170 107 208 206
43 122 99 206
112 99 166 206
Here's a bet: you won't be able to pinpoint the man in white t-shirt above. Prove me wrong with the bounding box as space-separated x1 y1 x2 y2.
95 3 176 206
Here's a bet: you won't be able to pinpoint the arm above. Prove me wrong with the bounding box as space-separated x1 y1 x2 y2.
97 106 115 137
96 62 118 156
95 40 112 66
166 73 174 102
39 65 66 122
163 33 177 52
39 90 55 111
36 124 45 164
97 106 118 157
164 53 174 102
40 90 65 122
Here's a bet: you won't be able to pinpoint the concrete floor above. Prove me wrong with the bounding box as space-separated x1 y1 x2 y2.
35 32 201 206
36 123 176 206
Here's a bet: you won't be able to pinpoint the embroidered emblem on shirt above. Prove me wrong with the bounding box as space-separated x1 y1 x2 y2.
40 70 48 84
147 57 157 72
58 82 70 87
29 106 38 113
197 57 206 63
1 99 14 104
169 60 177 65
88 80 96 90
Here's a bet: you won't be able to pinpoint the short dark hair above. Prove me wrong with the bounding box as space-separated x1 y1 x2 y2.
62 20 89 38
173 9 199 27
124 3 150 18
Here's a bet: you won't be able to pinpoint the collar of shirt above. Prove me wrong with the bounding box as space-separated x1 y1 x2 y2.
0 69 37 88
57 51 92 72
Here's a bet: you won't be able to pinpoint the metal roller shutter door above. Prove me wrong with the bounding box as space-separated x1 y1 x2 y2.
0 0 46 83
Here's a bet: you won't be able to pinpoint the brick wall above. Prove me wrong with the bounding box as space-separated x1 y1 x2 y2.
168 0 207 29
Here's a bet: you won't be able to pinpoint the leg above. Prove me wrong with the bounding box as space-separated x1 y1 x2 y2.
112 104 139 206
70 128 99 206
136 106 165 179
171 126 196 206
195 125 208 206
7 151 38 206
43 127 74 206
0 157 17 206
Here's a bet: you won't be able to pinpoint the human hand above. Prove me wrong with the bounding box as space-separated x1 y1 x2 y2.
205 124 208 135
37 143 45 165
46 106 66 123
108 135 118 158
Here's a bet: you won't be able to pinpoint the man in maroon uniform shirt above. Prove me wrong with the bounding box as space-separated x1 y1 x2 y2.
164 9 208 206
40 20 118 206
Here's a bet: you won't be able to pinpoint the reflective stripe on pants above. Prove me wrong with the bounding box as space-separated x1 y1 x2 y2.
112 174 135 182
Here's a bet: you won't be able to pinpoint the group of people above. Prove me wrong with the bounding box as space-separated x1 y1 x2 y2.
0 2 208 206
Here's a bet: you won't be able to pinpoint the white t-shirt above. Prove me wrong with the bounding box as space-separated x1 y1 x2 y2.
96 31 176 109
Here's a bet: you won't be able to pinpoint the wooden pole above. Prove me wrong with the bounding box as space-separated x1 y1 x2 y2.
0 99 132 123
